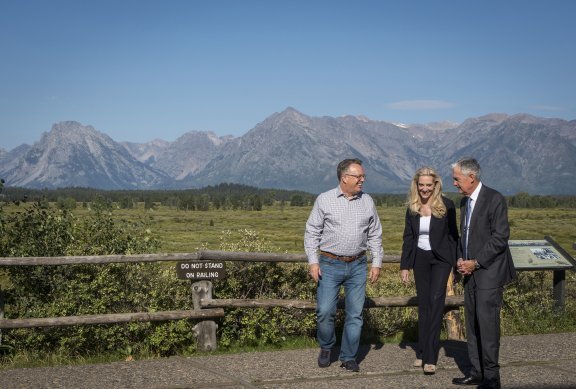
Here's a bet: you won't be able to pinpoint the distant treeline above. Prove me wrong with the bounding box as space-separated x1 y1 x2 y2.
1 182 575 209
0 183 314 210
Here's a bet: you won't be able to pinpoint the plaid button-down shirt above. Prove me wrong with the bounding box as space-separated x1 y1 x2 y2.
304 186 384 267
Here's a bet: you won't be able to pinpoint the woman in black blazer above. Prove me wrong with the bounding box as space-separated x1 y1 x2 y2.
400 167 459 375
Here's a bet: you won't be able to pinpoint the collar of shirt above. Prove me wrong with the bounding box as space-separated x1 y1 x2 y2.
337 185 362 200
468 182 483 212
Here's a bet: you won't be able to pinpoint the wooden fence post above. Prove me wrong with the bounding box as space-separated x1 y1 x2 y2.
553 270 566 313
444 271 464 340
191 280 218 351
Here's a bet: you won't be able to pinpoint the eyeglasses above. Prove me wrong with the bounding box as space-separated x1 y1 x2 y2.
344 173 366 180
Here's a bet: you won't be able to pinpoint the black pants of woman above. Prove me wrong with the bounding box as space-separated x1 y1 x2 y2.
413 247 452 365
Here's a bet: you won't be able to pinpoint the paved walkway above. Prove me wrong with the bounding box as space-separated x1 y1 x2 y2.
1 332 576 388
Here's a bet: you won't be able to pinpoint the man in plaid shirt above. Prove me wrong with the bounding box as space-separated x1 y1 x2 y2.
304 158 384 372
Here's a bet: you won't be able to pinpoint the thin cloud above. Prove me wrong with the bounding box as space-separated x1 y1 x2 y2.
386 100 456 110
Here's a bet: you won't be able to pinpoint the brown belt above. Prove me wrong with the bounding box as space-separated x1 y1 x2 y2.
319 250 366 262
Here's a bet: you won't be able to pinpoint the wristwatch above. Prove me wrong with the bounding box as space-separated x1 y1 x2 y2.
474 260 481 270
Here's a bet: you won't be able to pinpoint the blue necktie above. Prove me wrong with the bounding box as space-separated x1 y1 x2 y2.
463 198 472 259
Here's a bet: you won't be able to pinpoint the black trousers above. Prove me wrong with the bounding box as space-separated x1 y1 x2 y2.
413 248 452 364
464 276 504 384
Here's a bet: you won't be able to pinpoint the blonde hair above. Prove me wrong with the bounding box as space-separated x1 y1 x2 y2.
407 167 447 217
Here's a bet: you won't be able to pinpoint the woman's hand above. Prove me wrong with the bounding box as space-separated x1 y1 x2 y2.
401 269 411 284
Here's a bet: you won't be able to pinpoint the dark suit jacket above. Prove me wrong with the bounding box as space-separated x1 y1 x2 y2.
458 184 517 289
401 196 459 270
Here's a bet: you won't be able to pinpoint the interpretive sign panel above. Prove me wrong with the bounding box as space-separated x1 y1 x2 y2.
509 238 575 270
176 261 226 280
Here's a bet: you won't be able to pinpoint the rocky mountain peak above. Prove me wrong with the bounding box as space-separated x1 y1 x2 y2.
264 107 311 127
1 111 575 194
2 121 169 189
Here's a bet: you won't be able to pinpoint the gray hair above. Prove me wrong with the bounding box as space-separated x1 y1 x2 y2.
452 157 481 180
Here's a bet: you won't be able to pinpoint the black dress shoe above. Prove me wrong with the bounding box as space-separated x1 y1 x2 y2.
452 375 483 385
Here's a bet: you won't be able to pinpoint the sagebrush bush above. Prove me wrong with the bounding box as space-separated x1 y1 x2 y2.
501 271 576 335
0 200 200 360
215 229 317 347
362 264 419 341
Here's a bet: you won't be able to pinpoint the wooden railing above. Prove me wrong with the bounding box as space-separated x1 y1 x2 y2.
0 251 464 350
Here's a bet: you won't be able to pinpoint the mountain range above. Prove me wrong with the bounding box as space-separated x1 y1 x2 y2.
1 107 575 195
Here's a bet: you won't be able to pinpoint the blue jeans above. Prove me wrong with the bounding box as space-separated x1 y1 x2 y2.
316 254 367 362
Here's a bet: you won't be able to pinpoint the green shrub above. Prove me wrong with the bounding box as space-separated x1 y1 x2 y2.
362 264 419 341
215 229 317 348
0 200 202 361
502 271 576 335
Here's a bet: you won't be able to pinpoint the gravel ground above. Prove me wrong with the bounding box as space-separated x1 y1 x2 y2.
1 332 576 388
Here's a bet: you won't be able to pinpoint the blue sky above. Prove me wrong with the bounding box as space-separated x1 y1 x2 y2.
1 0 575 151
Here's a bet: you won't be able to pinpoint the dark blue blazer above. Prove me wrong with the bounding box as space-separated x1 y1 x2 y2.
401 196 459 270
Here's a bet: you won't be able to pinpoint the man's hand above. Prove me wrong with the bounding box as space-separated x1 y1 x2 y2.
457 258 477 276
309 263 321 282
369 267 381 284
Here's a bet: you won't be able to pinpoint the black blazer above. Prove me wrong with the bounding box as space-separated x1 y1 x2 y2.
401 196 459 270
458 184 517 289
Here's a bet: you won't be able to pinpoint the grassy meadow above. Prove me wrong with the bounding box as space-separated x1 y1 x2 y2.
3 201 576 255
108 203 576 257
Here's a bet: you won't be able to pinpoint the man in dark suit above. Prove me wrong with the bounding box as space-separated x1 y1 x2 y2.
451 158 517 389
